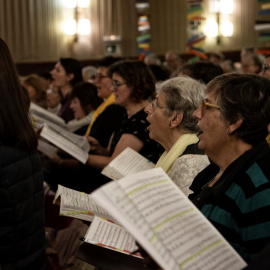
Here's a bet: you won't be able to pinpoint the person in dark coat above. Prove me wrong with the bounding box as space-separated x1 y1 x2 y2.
0 37 46 270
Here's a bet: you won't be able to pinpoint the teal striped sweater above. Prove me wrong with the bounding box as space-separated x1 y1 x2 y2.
190 141 270 263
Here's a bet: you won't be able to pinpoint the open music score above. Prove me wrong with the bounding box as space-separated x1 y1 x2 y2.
90 168 247 270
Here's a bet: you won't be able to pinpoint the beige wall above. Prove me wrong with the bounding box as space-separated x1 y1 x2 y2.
0 0 269 63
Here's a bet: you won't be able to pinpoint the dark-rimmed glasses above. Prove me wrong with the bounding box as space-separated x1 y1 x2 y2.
201 99 221 116
95 73 108 80
46 88 59 94
111 80 126 90
262 64 270 74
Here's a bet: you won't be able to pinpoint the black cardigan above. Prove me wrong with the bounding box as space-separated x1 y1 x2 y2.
0 144 46 269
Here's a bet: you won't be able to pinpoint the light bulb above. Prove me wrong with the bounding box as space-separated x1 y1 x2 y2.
63 19 76 35
78 19 91 35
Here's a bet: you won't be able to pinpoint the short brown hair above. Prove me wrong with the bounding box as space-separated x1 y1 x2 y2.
70 82 103 114
207 73 270 146
108 60 155 103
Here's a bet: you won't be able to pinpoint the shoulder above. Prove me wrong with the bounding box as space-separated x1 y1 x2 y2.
169 155 210 179
121 110 149 138
174 154 209 167
103 104 126 115
96 105 126 124
0 145 43 185
126 109 148 129
168 155 210 196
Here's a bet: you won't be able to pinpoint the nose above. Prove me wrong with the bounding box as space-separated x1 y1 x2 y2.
144 102 152 115
94 75 99 85
110 84 115 93
69 102 74 109
193 105 202 120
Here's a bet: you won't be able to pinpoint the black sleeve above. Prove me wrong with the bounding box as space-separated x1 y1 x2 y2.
90 105 126 148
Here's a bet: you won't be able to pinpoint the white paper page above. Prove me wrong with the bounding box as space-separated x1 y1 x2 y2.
40 123 89 163
59 194 114 222
30 103 67 128
53 184 96 204
85 216 141 257
91 168 247 270
33 116 90 152
42 123 90 152
101 147 155 180
38 139 58 158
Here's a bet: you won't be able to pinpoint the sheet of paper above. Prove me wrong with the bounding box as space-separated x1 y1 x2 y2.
101 147 155 180
40 123 89 163
91 168 247 270
53 184 92 204
53 185 114 222
30 102 67 128
33 115 90 152
85 216 141 257
42 122 90 152
38 139 58 158
59 194 113 221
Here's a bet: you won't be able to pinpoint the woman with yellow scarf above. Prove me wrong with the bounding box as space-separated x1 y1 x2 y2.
145 76 210 196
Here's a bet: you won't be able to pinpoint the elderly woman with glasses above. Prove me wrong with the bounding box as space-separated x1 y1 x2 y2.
189 73 270 263
141 73 270 269
144 76 210 196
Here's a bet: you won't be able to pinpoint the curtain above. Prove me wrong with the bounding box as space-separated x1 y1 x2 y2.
0 0 266 63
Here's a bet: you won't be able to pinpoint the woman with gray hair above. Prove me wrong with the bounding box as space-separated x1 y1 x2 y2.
145 76 209 196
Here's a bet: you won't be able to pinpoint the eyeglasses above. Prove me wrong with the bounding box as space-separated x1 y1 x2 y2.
111 80 126 89
46 88 59 94
95 73 109 80
151 99 165 109
262 64 270 74
201 99 221 116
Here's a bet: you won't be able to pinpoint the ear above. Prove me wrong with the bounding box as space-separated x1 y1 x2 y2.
66 73 74 83
86 105 93 114
228 118 243 134
170 113 183 128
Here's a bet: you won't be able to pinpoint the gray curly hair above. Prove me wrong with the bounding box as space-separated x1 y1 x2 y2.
156 76 206 133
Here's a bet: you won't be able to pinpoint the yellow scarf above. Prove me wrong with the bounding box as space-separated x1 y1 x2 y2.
267 134 270 147
155 133 199 173
85 94 115 136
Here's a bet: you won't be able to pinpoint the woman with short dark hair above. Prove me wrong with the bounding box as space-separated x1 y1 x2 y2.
141 73 270 269
50 57 83 122
191 73 270 263
67 82 103 134
84 60 163 191
0 38 45 269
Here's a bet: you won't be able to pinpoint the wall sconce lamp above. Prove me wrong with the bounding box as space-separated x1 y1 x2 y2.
206 0 234 44
62 0 91 41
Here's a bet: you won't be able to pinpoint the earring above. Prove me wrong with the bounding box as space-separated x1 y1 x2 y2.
227 128 230 135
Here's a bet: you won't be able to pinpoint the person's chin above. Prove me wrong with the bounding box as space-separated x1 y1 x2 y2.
197 139 205 151
148 130 155 140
